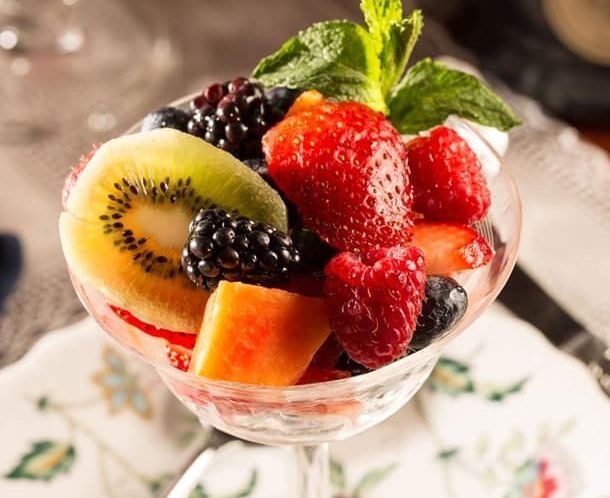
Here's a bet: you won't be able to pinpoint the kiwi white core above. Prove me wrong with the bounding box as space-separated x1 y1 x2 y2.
132 204 191 248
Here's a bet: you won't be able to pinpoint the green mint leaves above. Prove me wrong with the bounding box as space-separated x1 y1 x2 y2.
252 0 519 132
389 59 521 133
252 21 385 112
361 1 422 98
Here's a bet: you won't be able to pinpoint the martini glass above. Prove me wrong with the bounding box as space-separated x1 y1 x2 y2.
65 98 521 497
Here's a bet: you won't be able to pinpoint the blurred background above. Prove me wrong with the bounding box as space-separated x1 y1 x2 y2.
0 0 609 369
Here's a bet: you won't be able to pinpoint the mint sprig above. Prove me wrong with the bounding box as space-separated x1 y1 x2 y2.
252 21 385 112
389 59 521 133
361 1 422 98
252 0 519 133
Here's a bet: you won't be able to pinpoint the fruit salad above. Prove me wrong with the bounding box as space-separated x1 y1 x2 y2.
60 1 520 386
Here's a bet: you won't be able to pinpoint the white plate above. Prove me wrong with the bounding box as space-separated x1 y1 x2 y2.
1 305 609 498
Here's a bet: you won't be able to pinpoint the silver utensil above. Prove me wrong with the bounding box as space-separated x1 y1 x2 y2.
500 265 610 396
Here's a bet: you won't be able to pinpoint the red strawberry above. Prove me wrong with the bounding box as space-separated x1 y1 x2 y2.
166 343 192 372
412 221 494 275
324 246 426 369
298 367 350 385
62 145 99 209
310 334 344 369
263 101 414 253
110 305 197 349
406 126 491 224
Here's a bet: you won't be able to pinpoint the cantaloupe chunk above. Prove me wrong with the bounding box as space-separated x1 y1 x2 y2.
190 281 331 386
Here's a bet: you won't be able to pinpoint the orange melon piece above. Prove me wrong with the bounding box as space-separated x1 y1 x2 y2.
190 281 331 386
286 90 324 117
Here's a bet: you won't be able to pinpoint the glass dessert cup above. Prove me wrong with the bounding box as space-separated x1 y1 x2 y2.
66 102 522 497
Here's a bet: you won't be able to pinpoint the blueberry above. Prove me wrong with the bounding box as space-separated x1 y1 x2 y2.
141 107 190 132
243 158 268 176
266 86 303 113
336 353 370 376
410 276 468 350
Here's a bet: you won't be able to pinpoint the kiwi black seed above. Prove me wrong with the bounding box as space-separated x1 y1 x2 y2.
98 175 218 280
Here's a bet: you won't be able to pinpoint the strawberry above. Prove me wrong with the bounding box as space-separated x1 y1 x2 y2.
406 126 491 224
263 101 414 253
166 343 192 372
298 367 350 385
324 246 426 369
412 221 494 275
110 305 197 349
62 145 99 209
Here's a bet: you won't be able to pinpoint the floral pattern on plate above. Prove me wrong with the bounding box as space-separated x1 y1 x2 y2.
1 305 610 498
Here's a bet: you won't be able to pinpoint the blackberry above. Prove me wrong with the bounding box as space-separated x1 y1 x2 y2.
181 208 300 290
336 353 370 376
141 107 190 132
187 77 282 160
410 276 468 350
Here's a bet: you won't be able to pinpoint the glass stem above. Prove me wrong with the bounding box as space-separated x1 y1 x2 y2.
293 444 331 498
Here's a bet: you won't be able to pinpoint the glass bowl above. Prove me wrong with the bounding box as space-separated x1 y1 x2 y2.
64 96 521 497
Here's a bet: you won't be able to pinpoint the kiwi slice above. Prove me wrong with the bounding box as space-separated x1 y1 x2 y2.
60 128 288 332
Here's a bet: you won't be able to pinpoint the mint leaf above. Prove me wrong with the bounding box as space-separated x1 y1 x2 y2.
381 11 423 95
361 0 403 37
389 59 521 133
361 1 422 97
252 21 385 112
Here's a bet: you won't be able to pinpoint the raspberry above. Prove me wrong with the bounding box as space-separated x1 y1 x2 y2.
406 126 491 224
110 305 197 347
298 367 350 385
263 101 414 254
62 145 98 209
166 344 192 372
324 246 426 369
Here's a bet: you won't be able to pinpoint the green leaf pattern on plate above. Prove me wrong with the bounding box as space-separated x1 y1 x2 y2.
5 441 76 481
430 356 529 401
